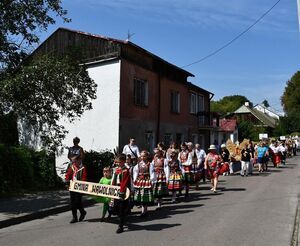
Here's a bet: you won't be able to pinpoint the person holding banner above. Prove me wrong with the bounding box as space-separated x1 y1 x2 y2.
65 157 87 224
111 154 131 234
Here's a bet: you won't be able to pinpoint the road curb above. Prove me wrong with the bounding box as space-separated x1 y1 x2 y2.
0 199 96 229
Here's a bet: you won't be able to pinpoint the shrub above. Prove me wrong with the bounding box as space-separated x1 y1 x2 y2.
0 145 63 197
83 150 114 183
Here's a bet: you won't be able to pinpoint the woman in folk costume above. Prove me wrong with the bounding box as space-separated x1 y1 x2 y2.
178 142 192 198
167 150 184 203
133 150 155 217
65 158 87 224
151 148 169 210
110 154 131 233
204 144 222 193
272 142 281 168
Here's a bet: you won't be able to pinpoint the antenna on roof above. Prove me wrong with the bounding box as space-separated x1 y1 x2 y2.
126 30 135 42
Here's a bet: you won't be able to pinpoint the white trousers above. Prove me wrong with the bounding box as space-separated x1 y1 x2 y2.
241 161 250 176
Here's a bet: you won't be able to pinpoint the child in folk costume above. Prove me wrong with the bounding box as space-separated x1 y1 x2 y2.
110 154 131 233
133 150 155 217
94 167 112 222
204 145 222 193
65 158 87 223
178 142 192 198
167 150 184 203
151 148 169 210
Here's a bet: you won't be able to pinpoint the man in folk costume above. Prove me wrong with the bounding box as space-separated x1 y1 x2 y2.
110 154 131 234
167 150 184 203
151 148 169 210
178 142 192 198
133 150 155 217
65 157 87 224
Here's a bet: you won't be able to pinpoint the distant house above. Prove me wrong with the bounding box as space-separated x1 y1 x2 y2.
253 104 284 120
27 28 216 170
218 118 238 144
227 102 278 138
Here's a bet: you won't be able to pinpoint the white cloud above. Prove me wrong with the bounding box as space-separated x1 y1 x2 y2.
73 0 296 32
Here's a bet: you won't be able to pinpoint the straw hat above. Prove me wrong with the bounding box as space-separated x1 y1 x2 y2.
208 144 217 150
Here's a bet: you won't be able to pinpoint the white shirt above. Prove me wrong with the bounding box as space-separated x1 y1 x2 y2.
195 149 206 164
122 144 140 158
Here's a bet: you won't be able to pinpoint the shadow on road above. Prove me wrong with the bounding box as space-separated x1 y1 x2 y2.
126 222 181 232
218 187 246 192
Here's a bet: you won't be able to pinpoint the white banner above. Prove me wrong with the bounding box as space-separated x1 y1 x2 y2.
69 180 130 200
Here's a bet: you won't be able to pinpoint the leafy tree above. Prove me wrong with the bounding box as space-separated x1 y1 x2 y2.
0 1 98 150
211 95 250 115
0 52 97 150
262 99 270 108
279 71 300 134
0 0 70 71
281 71 300 114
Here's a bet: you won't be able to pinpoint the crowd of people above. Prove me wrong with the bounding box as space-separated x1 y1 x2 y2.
64 136 298 233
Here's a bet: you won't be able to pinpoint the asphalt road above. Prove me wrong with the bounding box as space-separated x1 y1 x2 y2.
1 157 299 246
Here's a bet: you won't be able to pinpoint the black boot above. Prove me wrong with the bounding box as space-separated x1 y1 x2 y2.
79 210 87 222
116 225 124 233
70 217 78 223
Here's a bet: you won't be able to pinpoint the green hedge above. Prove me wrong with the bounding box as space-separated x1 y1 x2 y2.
0 146 115 197
0 145 63 197
83 150 114 183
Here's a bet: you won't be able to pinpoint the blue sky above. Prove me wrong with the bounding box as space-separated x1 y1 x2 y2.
41 0 300 113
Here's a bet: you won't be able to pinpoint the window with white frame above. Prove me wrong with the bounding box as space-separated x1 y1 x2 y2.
190 92 204 114
190 93 197 114
171 91 180 113
134 78 148 107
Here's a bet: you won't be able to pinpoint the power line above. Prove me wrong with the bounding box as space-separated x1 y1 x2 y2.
181 0 283 68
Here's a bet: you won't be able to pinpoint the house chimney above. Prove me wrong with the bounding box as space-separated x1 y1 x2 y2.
244 102 250 107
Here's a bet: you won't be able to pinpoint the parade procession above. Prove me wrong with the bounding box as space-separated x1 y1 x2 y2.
65 136 299 234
